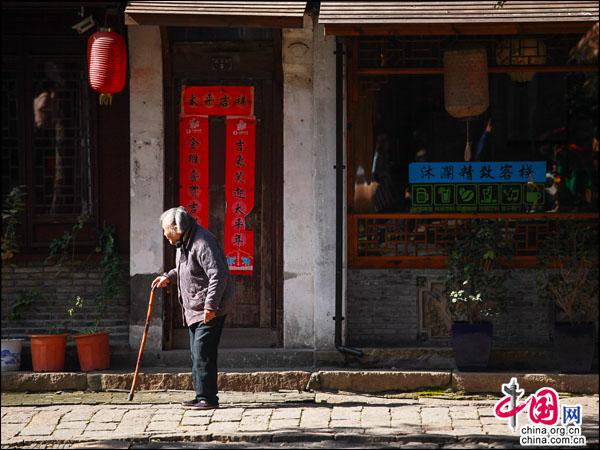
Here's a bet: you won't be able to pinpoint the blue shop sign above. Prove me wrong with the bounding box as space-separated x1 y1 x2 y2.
409 161 546 184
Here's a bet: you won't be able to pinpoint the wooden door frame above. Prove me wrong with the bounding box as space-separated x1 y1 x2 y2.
161 27 284 349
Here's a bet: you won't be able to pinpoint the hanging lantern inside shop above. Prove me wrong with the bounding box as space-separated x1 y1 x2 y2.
87 28 127 105
496 38 547 83
444 48 489 119
444 48 489 161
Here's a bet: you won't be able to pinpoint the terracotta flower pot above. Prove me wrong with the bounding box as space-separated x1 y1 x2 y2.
73 331 110 372
29 334 68 372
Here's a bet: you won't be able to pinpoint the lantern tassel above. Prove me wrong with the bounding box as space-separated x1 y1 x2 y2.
99 93 113 106
464 119 472 162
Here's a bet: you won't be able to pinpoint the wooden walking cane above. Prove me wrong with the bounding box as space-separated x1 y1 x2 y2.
128 286 156 401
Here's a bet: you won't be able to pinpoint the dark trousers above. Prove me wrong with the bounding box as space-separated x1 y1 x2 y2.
188 315 226 404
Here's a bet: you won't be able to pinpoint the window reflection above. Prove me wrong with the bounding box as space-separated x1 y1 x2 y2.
353 72 598 213
1 69 19 194
32 60 91 215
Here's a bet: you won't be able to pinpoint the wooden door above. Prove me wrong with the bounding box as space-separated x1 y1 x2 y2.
164 34 283 349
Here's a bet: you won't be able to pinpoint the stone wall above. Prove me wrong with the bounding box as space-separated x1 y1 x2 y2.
127 25 165 352
282 15 337 349
1 262 130 353
346 269 555 348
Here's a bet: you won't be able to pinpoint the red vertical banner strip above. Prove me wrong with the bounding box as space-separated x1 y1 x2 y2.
224 116 256 275
179 115 210 228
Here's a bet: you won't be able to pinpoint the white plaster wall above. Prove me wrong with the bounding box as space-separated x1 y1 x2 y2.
283 15 316 348
129 26 165 276
312 25 337 350
128 26 164 351
283 16 338 350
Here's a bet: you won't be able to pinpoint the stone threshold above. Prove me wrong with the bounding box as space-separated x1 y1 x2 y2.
1 370 597 395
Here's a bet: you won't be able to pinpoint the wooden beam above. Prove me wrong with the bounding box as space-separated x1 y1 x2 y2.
357 65 598 76
125 12 303 28
350 212 599 220
348 256 553 269
325 21 596 36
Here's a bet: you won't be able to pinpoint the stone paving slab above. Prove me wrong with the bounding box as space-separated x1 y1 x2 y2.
1 391 598 448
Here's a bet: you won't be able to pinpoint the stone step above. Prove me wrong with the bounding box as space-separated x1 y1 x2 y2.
2 369 597 395
15 345 591 372
112 346 566 370
119 348 317 369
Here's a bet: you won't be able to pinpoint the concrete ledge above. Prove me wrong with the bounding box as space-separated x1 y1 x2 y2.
309 370 451 393
88 371 312 392
1 372 87 392
2 370 598 394
219 371 312 392
87 372 192 391
1 371 313 393
339 348 455 370
452 372 600 395
112 349 316 369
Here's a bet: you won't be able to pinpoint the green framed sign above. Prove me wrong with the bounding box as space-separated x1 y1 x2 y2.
411 183 545 213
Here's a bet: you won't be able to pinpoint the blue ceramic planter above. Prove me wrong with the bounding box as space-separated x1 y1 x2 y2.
451 322 493 371
554 323 596 373
1 339 23 372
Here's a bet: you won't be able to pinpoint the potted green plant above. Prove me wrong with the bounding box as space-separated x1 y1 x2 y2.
1 186 26 261
537 223 598 373
27 214 91 373
29 297 74 373
44 216 123 372
444 219 512 371
70 224 123 372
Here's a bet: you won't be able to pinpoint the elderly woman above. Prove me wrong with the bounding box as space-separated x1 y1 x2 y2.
152 207 234 410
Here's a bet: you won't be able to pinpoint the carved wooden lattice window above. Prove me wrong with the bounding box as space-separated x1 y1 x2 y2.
358 35 582 69
30 58 91 215
349 213 598 268
1 63 19 194
1 43 95 253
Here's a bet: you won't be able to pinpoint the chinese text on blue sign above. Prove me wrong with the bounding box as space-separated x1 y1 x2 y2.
409 162 546 184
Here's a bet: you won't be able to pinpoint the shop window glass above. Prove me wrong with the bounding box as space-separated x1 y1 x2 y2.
353 72 598 214
1 67 19 195
1 46 95 254
31 59 91 215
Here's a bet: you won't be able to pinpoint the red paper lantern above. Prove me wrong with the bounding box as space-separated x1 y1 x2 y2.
87 28 127 105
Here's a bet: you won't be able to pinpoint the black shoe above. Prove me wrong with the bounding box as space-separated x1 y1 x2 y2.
181 398 199 406
187 400 219 410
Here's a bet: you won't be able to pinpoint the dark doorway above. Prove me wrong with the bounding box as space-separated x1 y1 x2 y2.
164 28 283 349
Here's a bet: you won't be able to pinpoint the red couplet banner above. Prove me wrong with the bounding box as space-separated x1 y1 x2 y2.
179 115 210 228
181 86 254 116
224 116 256 275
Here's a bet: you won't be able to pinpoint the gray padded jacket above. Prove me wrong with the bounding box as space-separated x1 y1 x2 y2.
164 224 234 326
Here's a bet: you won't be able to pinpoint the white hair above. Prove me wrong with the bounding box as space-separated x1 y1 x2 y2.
160 206 195 234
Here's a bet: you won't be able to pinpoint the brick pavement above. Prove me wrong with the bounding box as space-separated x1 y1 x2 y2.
1 392 598 448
